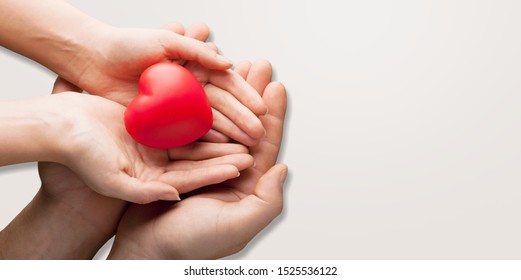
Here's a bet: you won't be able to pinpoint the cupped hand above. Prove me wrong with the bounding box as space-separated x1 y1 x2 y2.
51 78 251 204
36 75 255 258
71 24 266 146
38 140 253 259
109 60 288 259
72 26 232 105
156 23 268 146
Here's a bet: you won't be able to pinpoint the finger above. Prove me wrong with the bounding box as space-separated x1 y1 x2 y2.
161 33 232 70
261 82 287 121
105 174 180 204
211 108 259 146
161 23 187 65
234 61 252 79
209 70 268 115
168 142 248 160
167 153 254 171
185 22 210 42
231 164 288 239
206 42 218 52
251 82 287 172
159 164 239 194
161 22 185 35
199 129 232 143
246 60 273 96
206 83 264 140
52 77 82 94
252 164 287 205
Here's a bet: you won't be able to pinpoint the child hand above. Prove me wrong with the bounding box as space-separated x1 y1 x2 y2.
108 60 288 259
49 78 253 204
155 23 268 146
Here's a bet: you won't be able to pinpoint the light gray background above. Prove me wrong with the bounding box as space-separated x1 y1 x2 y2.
1 0 521 259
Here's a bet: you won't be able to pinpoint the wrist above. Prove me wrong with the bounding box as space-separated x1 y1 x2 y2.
108 234 159 260
56 21 115 88
35 94 80 165
0 190 101 259
0 95 73 165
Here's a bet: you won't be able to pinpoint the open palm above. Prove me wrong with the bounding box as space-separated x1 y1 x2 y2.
110 61 288 259
49 78 253 205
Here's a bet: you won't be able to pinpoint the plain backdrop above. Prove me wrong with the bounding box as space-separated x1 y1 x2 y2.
1 0 521 259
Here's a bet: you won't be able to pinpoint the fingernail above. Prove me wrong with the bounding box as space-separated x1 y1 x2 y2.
280 168 288 184
160 193 181 201
252 161 257 168
217 54 233 65
236 172 241 178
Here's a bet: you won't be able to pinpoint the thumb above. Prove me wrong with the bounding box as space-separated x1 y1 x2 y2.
252 164 288 209
105 173 180 204
52 77 83 94
232 164 288 238
162 33 233 70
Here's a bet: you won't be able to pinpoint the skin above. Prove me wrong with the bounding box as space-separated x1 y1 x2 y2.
0 146 253 260
163 23 265 146
0 22 263 204
0 0 266 145
109 61 288 259
0 80 254 260
0 60 288 260
0 81 250 204
0 0 285 256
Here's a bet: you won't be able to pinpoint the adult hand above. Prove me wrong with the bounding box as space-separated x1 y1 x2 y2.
49 78 252 204
0 132 253 260
0 76 128 258
0 0 266 145
160 23 267 146
28 140 252 259
108 60 288 259
0 0 233 105
0 78 256 259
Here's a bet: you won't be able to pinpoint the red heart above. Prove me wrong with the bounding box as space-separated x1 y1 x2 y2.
124 63 212 149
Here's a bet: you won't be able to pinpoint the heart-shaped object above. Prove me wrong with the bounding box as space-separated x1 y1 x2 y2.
124 63 212 149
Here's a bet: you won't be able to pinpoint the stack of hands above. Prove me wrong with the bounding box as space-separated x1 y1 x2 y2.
0 1 287 259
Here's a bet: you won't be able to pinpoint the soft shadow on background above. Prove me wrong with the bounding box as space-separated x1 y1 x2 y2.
0 163 36 175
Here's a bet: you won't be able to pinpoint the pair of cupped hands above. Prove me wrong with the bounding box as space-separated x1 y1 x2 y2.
36 23 288 259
